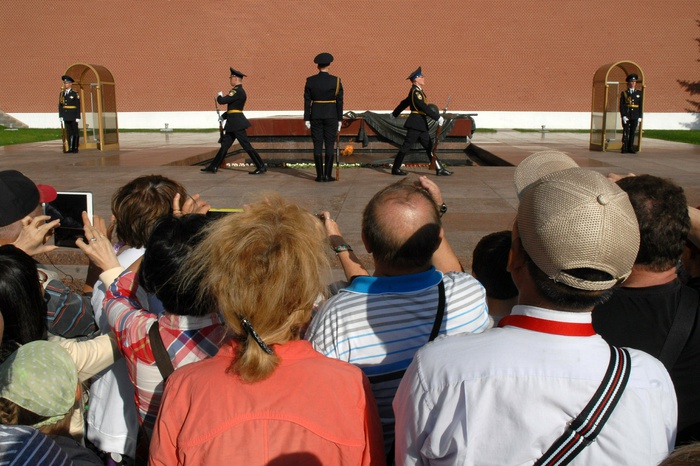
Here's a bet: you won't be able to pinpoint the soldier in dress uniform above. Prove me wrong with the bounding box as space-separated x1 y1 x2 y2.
390 67 451 176
304 52 344 182
620 73 643 154
58 75 81 153
201 67 266 174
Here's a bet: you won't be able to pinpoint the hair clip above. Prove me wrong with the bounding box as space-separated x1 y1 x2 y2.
240 317 274 355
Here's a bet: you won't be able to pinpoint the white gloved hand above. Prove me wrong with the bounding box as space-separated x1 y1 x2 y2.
218 91 223 97
622 116 629 124
437 116 445 127
305 121 311 130
59 117 63 122
337 121 342 131
638 118 642 122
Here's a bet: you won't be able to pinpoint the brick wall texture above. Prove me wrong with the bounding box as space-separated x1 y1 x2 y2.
1 1 698 115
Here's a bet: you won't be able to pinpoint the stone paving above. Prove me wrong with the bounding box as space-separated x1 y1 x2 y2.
1 129 698 276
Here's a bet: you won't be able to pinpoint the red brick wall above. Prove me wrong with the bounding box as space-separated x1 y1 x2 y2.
1 1 697 114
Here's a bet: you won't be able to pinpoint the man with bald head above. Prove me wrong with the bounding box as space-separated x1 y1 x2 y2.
305 177 490 459
393 152 676 465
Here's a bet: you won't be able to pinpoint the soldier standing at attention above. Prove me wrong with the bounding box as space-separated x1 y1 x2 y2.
304 53 344 182
391 67 452 177
620 73 643 154
201 67 266 174
59 75 80 154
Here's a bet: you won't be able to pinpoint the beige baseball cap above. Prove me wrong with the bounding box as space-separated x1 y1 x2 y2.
515 151 640 291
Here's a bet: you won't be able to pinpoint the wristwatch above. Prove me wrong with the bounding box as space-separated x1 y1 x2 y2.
439 203 447 217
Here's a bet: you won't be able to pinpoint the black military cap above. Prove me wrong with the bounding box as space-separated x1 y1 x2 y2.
314 53 334 66
626 73 639 82
229 67 247 78
61 75 74 83
407 66 423 80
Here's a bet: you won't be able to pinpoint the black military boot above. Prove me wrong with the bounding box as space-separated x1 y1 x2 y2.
324 152 335 182
248 151 267 174
434 157 452 176
313 154 324 182
202 148 225 173
392 151 407 176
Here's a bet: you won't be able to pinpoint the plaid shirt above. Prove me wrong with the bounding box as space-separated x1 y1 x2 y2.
105 270 229 438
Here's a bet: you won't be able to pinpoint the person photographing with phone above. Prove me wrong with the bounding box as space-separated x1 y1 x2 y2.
0 170 98 339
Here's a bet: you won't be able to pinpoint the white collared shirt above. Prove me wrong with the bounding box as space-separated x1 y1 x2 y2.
394 305 677 465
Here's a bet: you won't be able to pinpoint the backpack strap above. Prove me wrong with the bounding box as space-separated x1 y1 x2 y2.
368 280 446 384
535 345 632 466
148 321 174 381
428 280 446 341
657 285 699 370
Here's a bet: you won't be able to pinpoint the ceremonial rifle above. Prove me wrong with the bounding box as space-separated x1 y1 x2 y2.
336 123 341 181
429 95 451 170
215 97 224 143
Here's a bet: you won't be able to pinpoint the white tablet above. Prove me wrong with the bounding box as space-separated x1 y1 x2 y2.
45 191 94 248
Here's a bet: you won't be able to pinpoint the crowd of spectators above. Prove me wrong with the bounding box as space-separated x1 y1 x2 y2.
0 161 698 465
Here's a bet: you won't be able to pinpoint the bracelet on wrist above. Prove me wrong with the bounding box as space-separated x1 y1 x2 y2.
333 243 353 254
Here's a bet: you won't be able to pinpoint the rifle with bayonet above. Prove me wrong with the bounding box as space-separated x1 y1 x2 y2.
215 97 224 143
429 95 451 170
336 126 341 181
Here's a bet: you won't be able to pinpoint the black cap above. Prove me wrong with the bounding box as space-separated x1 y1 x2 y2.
407 66 423 80
61 75 74 83
626 73 639 82
0 170 57 227
314 53 334 66
229 67 247 78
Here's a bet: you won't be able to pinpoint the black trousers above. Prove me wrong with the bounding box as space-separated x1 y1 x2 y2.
64 120 79 151
622 118 639 152
399 128 433 157
311 118 337 159
65 120 79 141
393 128 433 168
209 128 261 168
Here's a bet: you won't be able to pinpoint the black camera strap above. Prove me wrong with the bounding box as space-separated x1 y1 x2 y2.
534 345 632 466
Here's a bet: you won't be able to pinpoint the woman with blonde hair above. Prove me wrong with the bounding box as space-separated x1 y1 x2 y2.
150 194 385 466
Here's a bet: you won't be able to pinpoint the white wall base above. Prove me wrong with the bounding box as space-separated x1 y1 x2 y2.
9 111 699 131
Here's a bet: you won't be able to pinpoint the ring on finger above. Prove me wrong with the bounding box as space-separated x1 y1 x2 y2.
90 237 97 242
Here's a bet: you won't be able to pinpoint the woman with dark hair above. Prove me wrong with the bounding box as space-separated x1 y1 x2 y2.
0 244 47 351
0 245 118 442
84 175 209 463
78 213 227 445
149 194 385 465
